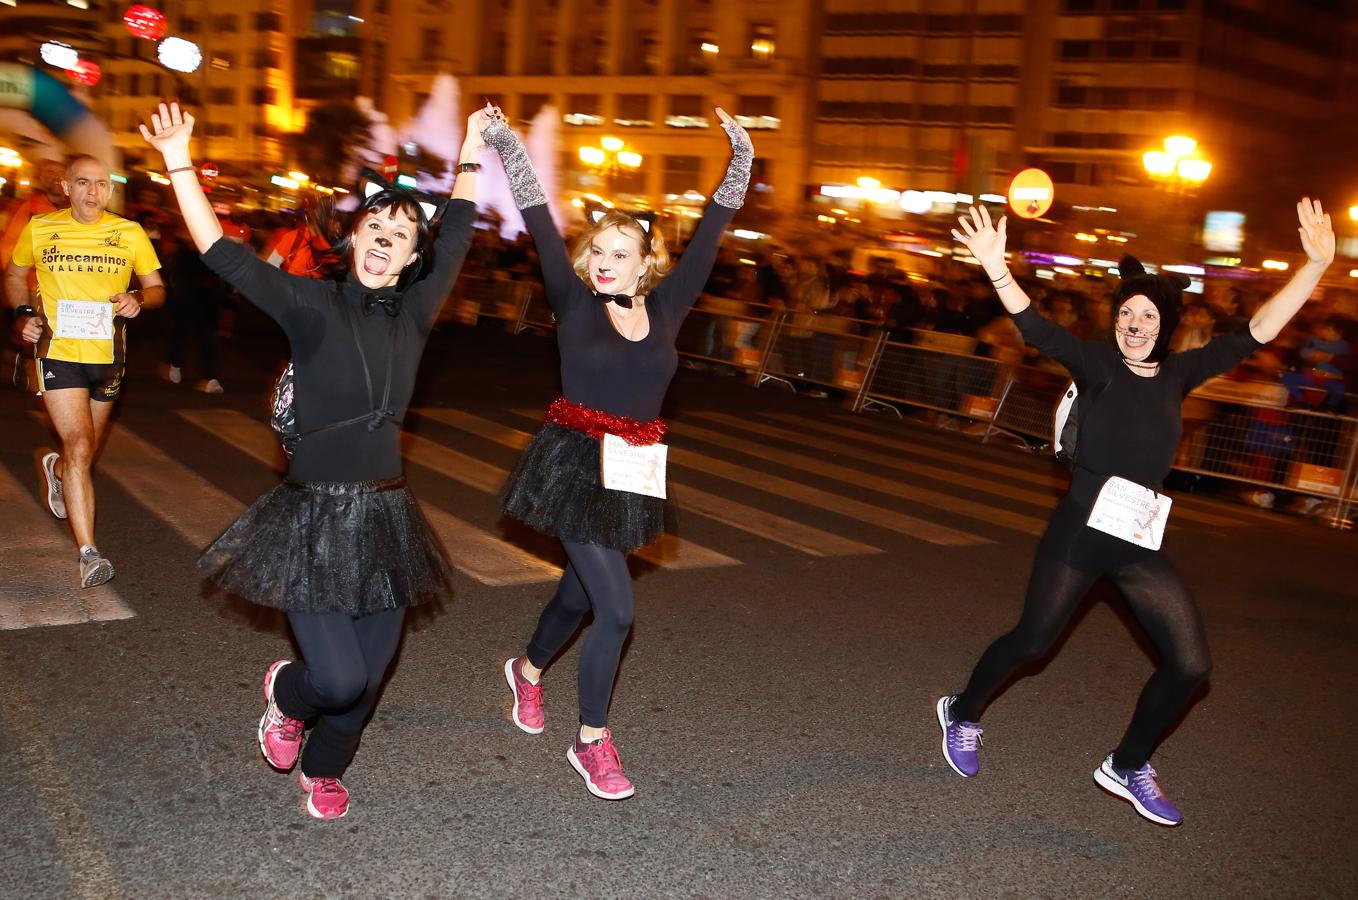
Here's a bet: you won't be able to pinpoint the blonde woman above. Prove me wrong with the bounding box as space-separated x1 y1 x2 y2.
483 106 752 799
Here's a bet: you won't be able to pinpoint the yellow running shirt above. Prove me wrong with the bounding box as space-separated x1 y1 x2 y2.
12 208 161 364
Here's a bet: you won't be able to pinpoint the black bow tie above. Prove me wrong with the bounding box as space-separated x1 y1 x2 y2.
594 291 633 310
361 292 403 317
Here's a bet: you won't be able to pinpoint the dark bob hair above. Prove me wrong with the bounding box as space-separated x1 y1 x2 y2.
330 188 437 291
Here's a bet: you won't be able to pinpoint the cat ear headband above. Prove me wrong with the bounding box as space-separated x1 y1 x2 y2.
585 203 656 249
358 168 443 223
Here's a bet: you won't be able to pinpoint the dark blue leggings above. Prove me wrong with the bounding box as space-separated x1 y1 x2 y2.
526 540 634 728
273 607 405 778
952 553 1211 770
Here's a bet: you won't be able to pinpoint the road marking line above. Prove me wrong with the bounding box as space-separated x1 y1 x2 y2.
413 408 881 557
666 419 1048 536
0 465 134 630
762 412 1249 529
454 409 986 547
177 410 564 586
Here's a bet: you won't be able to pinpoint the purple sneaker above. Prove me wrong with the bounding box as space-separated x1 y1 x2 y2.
936 695 982 778
1094 754 1183 826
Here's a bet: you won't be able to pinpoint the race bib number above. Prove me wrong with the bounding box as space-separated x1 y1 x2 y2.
53 299 115 341
600 433 667 499
1085 476 1172 551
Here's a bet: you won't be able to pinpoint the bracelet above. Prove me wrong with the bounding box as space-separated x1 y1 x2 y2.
987 270 1011 284
991 275 1015 290
166 166 197 176
456 162 481 173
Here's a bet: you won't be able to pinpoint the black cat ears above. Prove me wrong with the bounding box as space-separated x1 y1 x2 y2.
357 168 444 223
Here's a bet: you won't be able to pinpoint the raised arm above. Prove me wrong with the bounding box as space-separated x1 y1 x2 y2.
1248 198 1334 343
140 102 306 321
952 205 1031 315
480 111 578 305
138 102 223 253
662 109 752 315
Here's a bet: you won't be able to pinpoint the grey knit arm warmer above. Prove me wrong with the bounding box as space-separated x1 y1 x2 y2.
711 121 754 210
481 119 547 210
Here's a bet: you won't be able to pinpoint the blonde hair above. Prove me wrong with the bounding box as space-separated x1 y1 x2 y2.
571 211 673 295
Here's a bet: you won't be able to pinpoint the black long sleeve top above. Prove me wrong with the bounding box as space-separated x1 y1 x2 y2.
202 200 477 482
1012 305 1261 505
522 202 737 422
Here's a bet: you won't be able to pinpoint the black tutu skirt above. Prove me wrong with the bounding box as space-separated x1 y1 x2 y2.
198 477 454 615
502 423 665 552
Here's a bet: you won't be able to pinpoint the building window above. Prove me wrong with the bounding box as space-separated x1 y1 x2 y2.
684 30 717 73
214 14 238 32
1061 0 1097 11
667 95 708 128
1150 41 1182 58
1055 84 1088 106
1102 87 1131 106
251 87 277 105
210 87 235 105
662 155 702 194
564 93 603 126
1059 40 1094 60
519 93 551 121
1110 0 1140 10
615 94 653 127
1106 40 1136 59
205 122 234 137
253 49 281 69
736 95 779 130
749 23 776 61
254 12 282 31
181 17 199 32
421 28 442 61
637 31 658 75
128 73 141 96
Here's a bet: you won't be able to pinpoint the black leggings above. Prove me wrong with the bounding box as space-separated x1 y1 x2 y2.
273 607 405 778
951 553 1211 770
525 540 634 729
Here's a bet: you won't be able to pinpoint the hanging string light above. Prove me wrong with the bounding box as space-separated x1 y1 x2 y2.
158 36 202 73
123 5 168 42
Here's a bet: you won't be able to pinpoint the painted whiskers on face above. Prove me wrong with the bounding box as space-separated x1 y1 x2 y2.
1115 295 1162 367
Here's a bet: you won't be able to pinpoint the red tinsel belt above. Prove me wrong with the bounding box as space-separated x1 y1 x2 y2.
544 397 667 446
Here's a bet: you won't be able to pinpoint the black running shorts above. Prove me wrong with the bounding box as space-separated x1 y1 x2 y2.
37 358 124 402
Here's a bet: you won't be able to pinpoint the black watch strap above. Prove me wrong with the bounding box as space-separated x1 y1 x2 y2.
14 305 37 319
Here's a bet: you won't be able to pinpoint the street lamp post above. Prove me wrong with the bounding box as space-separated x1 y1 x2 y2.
1141 135 1213 260
578 136 643 202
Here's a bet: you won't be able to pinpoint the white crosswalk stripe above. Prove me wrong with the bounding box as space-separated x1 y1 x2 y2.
0 463 134 630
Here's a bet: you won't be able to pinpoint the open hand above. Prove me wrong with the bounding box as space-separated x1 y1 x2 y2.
138 102 195 159
715 108 753 154
951 205 1008 273
1297 197 1334 267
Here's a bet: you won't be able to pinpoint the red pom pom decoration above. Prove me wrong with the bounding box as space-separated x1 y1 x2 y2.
124 5 168 42
543 397 667 446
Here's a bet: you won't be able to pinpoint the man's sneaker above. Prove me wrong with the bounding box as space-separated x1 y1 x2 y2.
197 378 224 394
503 657 544 734
41 452 66 519
1093 754 1183 827
160 364 182 384
78 547 114 588
258 660 304 771
567 728 635 800
298 773 350 820
936 695 983 778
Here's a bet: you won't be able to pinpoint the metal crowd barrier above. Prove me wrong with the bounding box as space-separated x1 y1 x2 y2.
444 286 1358 529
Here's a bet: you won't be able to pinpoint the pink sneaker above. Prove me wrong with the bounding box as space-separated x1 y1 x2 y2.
567 728 635 800
298 772 350 820
258 660 304 771
504 657 544 734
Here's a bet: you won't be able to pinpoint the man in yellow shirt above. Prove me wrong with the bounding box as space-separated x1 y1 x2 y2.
4 155 165 587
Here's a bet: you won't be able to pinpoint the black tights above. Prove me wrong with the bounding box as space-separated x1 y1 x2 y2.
525 540 634 728
952 553 1211 770
273 607 405 778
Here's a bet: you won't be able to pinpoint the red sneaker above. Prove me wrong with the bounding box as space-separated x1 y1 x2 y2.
258 660 304 771
567 728 635 800
503 657 544 734
298 772 350 820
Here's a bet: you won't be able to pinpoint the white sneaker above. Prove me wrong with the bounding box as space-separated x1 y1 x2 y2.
198 378 224 394
161 364 182 384
41 451 67 519
79 547 115 588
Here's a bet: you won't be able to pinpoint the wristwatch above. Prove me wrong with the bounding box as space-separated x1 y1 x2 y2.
14 305 37 319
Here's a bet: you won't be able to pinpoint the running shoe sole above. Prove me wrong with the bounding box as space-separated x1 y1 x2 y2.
298 774 349 820
1093 765 1182 827
935 695 975 778
566 747 636 801
41 452 66 520
504 658 544 735
80 558 114 588
258 660 298 772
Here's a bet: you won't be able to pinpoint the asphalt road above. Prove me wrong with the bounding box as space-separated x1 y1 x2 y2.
2 316 1355 899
